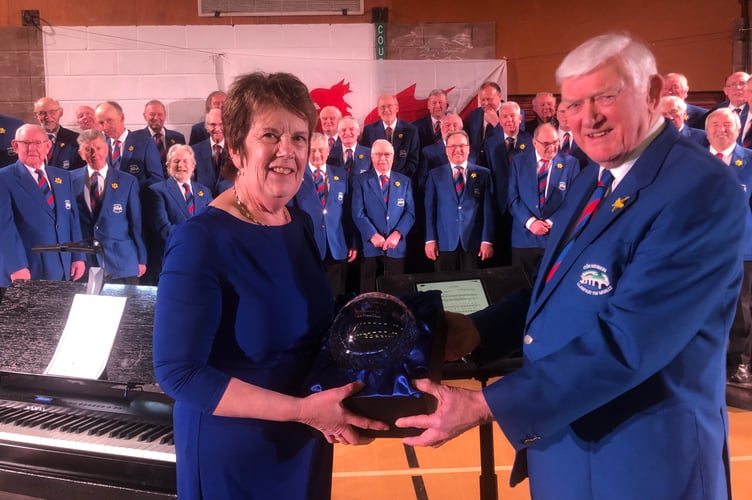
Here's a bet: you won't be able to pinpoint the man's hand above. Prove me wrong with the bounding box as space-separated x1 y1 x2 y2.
444 311 481 361
137 264 147 277
70 261 86 281
425 241 439 261
347 248 358 263
529 219 551 236
382 231 402 250
395 379 494 448
9 268 31 281
478 242 494 260
483 109 500 128
370 233 386 248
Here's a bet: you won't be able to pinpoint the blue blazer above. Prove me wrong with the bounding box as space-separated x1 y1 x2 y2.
49 127 85 170
679 125 708 146
0 161 84 286
188 121 209 146
464 107 502 166
327 144 372 177
351 169 415 258
0 114 23 168
508 151 581 249
131 127 186 149
473 123 745 499
191 139 227 196
72 168 147 279
292 165 353 261
685 103 707 129
109 132 164 189
412 115 441 151
360 120 419 178
485 130 534 214
143 178 212 277
424 162 495 253
728 144 752 260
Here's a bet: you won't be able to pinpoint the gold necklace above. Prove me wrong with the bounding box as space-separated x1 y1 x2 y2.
234 186 289 226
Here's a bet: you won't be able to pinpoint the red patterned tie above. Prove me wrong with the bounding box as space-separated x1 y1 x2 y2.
213 144 223 172
434 120 441 140
46 134 55 163
345 148 353 172
154 132 165 161
183 183 194 215
562 132 571 154
545 169 614 283
380 174 389 203
453 166 464 199
385 126 393 142
537 159 549 207
90 171 100 212
35 169 55 209
328 136 335 150
716 152 724 160
110 140 121 170
313 168 326 205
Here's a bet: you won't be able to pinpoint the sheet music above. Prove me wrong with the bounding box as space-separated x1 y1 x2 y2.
45 294 127 379
416 279 489 315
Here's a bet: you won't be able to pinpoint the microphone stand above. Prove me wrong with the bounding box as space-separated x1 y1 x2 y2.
31 239 106 295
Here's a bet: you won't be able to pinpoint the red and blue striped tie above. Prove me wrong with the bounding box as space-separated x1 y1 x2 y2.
537 159 549 207
314 168 326 205
454 166 464 199
35 169 55 209
380 174 389 203
545 169 614 283
110 140 121 170
183 183 194 215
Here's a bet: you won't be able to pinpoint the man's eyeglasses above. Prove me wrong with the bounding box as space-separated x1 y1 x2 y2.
15 140 50 148
34 109 61 118
562 87 623 116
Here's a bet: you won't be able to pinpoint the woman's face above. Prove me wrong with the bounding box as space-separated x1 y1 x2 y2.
230 107 310 208
168 148 196 184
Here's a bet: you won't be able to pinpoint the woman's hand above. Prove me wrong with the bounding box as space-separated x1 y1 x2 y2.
297 382 389 445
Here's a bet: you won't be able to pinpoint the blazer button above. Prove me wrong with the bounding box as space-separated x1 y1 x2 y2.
523 334 533 345
323 209 328 215
386 215 390 220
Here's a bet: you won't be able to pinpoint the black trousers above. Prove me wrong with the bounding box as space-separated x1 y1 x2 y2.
359 256 405 293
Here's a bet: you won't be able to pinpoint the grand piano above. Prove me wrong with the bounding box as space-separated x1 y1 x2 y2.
0 280 176 499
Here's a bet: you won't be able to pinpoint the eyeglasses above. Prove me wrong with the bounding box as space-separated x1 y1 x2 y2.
446 144 469 150
372 152 394 158
534 140 559 148
15 140 50 148
34 109 61 118
725 81 747 89
562 86 623 116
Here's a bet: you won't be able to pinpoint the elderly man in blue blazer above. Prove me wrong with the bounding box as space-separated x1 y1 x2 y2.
0 113 23 168
95 101 164 190
293 134 356 297
326 116 371 178
397 33 745 500
706 107 752 384
131 100 186 172
508 123 580 280
424 130 495 272
0 124 85 288
72 130 147 284
191 109 229 197
352 139 415 292
143 144 212 284
661 96 707 146
359 94 419 178
33 97 85 170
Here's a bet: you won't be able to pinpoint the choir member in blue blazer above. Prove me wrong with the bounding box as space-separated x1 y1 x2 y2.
661 73 707 129
661 96 707 146
71 130 147 284
33 97 85 170
352 139 415 292
0 125 85 287
292 134 356 297
412 88 448 151
705 71 750 143
556 103 591 169
130 100 186 173
359 94 420 178
424 130 495 271
95 101 164 190
191 109 229 197
416 113 467 191
326 116 371 177
74 105 98 132
319 105 342 152
143 144 212 284
706 107 752 384
0 113 24 167
508 123 580 280
464 81 513 166
397 33 746 500
189 90 226 145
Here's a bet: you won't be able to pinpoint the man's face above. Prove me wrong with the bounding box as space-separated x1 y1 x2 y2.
706 112 740 152
33 99 63 134
445 134 470 166
377 96 399 126
338 119 359 148
76 106 98 131
661 75 688 99
370 142 394 175
12 127 51 169
309 137 329 169
479 87 501 112
427 94 448 120
143 103 166 133
319 108 340 136
209 93 226 110
533 127 559 161
557 104 570 131
205 109 224 143
724 72 749 107
499 106 521 135
534 95 557 122
78 137 109 171
95 105 126 139
441 115 463 139
560 61 659 169
661 100 685 130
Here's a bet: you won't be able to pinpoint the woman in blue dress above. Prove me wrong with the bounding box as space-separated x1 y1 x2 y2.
153 72 386 499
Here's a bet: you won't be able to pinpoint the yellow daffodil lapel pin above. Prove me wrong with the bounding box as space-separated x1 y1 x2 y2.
736 159 744 167
111 183 119 190
54 177 62 184
611 196 630 212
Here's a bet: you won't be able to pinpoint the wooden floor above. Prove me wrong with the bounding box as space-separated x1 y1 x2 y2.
332 379 752 500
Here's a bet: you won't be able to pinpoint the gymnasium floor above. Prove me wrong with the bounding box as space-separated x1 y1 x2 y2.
332 379 752 500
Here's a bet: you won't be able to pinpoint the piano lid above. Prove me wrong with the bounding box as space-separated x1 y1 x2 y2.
0 280 160 387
